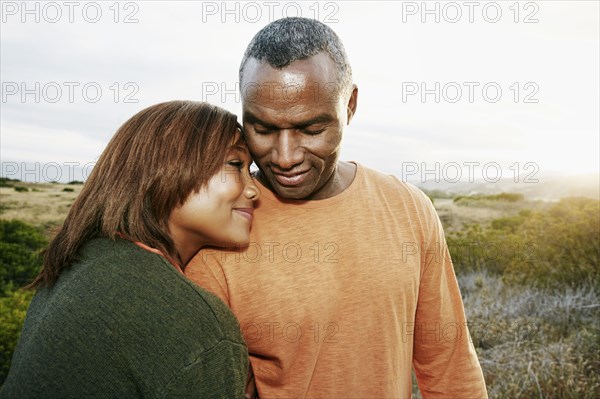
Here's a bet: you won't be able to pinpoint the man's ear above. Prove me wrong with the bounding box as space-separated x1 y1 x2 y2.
346 84 358 124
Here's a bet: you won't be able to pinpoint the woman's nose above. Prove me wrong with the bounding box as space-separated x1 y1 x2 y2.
244 180 260 201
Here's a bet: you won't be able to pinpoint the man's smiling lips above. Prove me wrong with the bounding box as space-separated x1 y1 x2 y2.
272 170 310 186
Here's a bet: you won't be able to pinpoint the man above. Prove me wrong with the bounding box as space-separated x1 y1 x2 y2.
186 17 487 398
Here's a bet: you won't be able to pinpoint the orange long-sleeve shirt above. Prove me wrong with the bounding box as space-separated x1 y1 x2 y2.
186 163 487 398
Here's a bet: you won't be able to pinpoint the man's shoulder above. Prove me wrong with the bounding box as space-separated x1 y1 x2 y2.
357 162 408 187
356 163 431 204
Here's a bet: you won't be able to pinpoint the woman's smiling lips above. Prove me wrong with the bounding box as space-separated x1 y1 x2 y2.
233 208 254 223
273 170 310 186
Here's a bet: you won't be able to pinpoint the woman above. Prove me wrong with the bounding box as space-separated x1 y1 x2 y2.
0 101 260 398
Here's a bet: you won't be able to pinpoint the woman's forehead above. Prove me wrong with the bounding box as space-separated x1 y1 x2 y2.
228 133 249 154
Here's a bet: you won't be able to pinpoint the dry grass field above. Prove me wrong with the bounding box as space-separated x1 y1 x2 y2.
434 197 555 232
0 182 82 233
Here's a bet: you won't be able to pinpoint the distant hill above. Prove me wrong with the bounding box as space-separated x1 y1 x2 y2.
414 173 599 200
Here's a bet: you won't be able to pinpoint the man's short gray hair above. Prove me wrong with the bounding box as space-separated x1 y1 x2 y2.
239 17 353 98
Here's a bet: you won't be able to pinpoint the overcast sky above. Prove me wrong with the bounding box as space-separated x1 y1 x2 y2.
1 1 598 184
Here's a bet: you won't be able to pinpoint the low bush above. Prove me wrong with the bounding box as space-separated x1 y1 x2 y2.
0 178 20 188
0 289 34 384
458 272 600 398
454 192 524 204
447 197 600 289
0 220 47 294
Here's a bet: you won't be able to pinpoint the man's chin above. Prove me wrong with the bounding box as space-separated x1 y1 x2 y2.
260 172 313 200
272 184 312 200
270 182 312 200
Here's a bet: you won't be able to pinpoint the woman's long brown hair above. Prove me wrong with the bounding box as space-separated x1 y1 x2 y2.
30 101 240 288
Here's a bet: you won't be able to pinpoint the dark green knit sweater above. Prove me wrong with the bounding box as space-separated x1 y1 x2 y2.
0 238 247 398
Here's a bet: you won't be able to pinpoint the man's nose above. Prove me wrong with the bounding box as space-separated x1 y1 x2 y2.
271 130 303 170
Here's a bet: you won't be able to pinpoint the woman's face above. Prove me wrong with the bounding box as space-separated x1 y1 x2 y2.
168 135 260 263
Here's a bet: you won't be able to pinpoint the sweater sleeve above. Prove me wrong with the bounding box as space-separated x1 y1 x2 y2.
160 339 248 399
410 188 488 398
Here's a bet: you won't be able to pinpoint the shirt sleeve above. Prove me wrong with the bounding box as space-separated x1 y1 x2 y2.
160 339 248 399
185 249 231 307
411 189 488 398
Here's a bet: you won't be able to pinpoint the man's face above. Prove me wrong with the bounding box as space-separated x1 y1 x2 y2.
241 53 357 200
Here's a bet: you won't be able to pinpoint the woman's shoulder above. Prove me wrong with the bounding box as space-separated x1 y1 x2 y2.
8 237 246 397
43 237 244 346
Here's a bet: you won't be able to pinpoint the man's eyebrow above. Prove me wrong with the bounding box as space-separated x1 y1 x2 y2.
294 115 334 129
243 112 279 130
243 112 334 130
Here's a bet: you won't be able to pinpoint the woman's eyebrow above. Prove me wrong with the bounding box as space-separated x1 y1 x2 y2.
228 143 249 155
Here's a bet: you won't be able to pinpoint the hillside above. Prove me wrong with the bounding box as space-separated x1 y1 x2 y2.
415 173 600 200
0 181 83 231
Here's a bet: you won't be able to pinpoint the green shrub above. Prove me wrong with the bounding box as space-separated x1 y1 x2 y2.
13 187 28 193
0 220 47 294
421 189 453 199
0 178 19 188
0 220 46 383
504 197 600 289
447 197 600 289
67 180 83 185
62 188 74 192
453 192 524 204
0 289 34 384
492 192 524 202
490 215 525 233
446 223 523 275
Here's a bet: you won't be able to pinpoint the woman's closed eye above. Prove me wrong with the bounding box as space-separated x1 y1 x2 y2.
227 160 244 170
